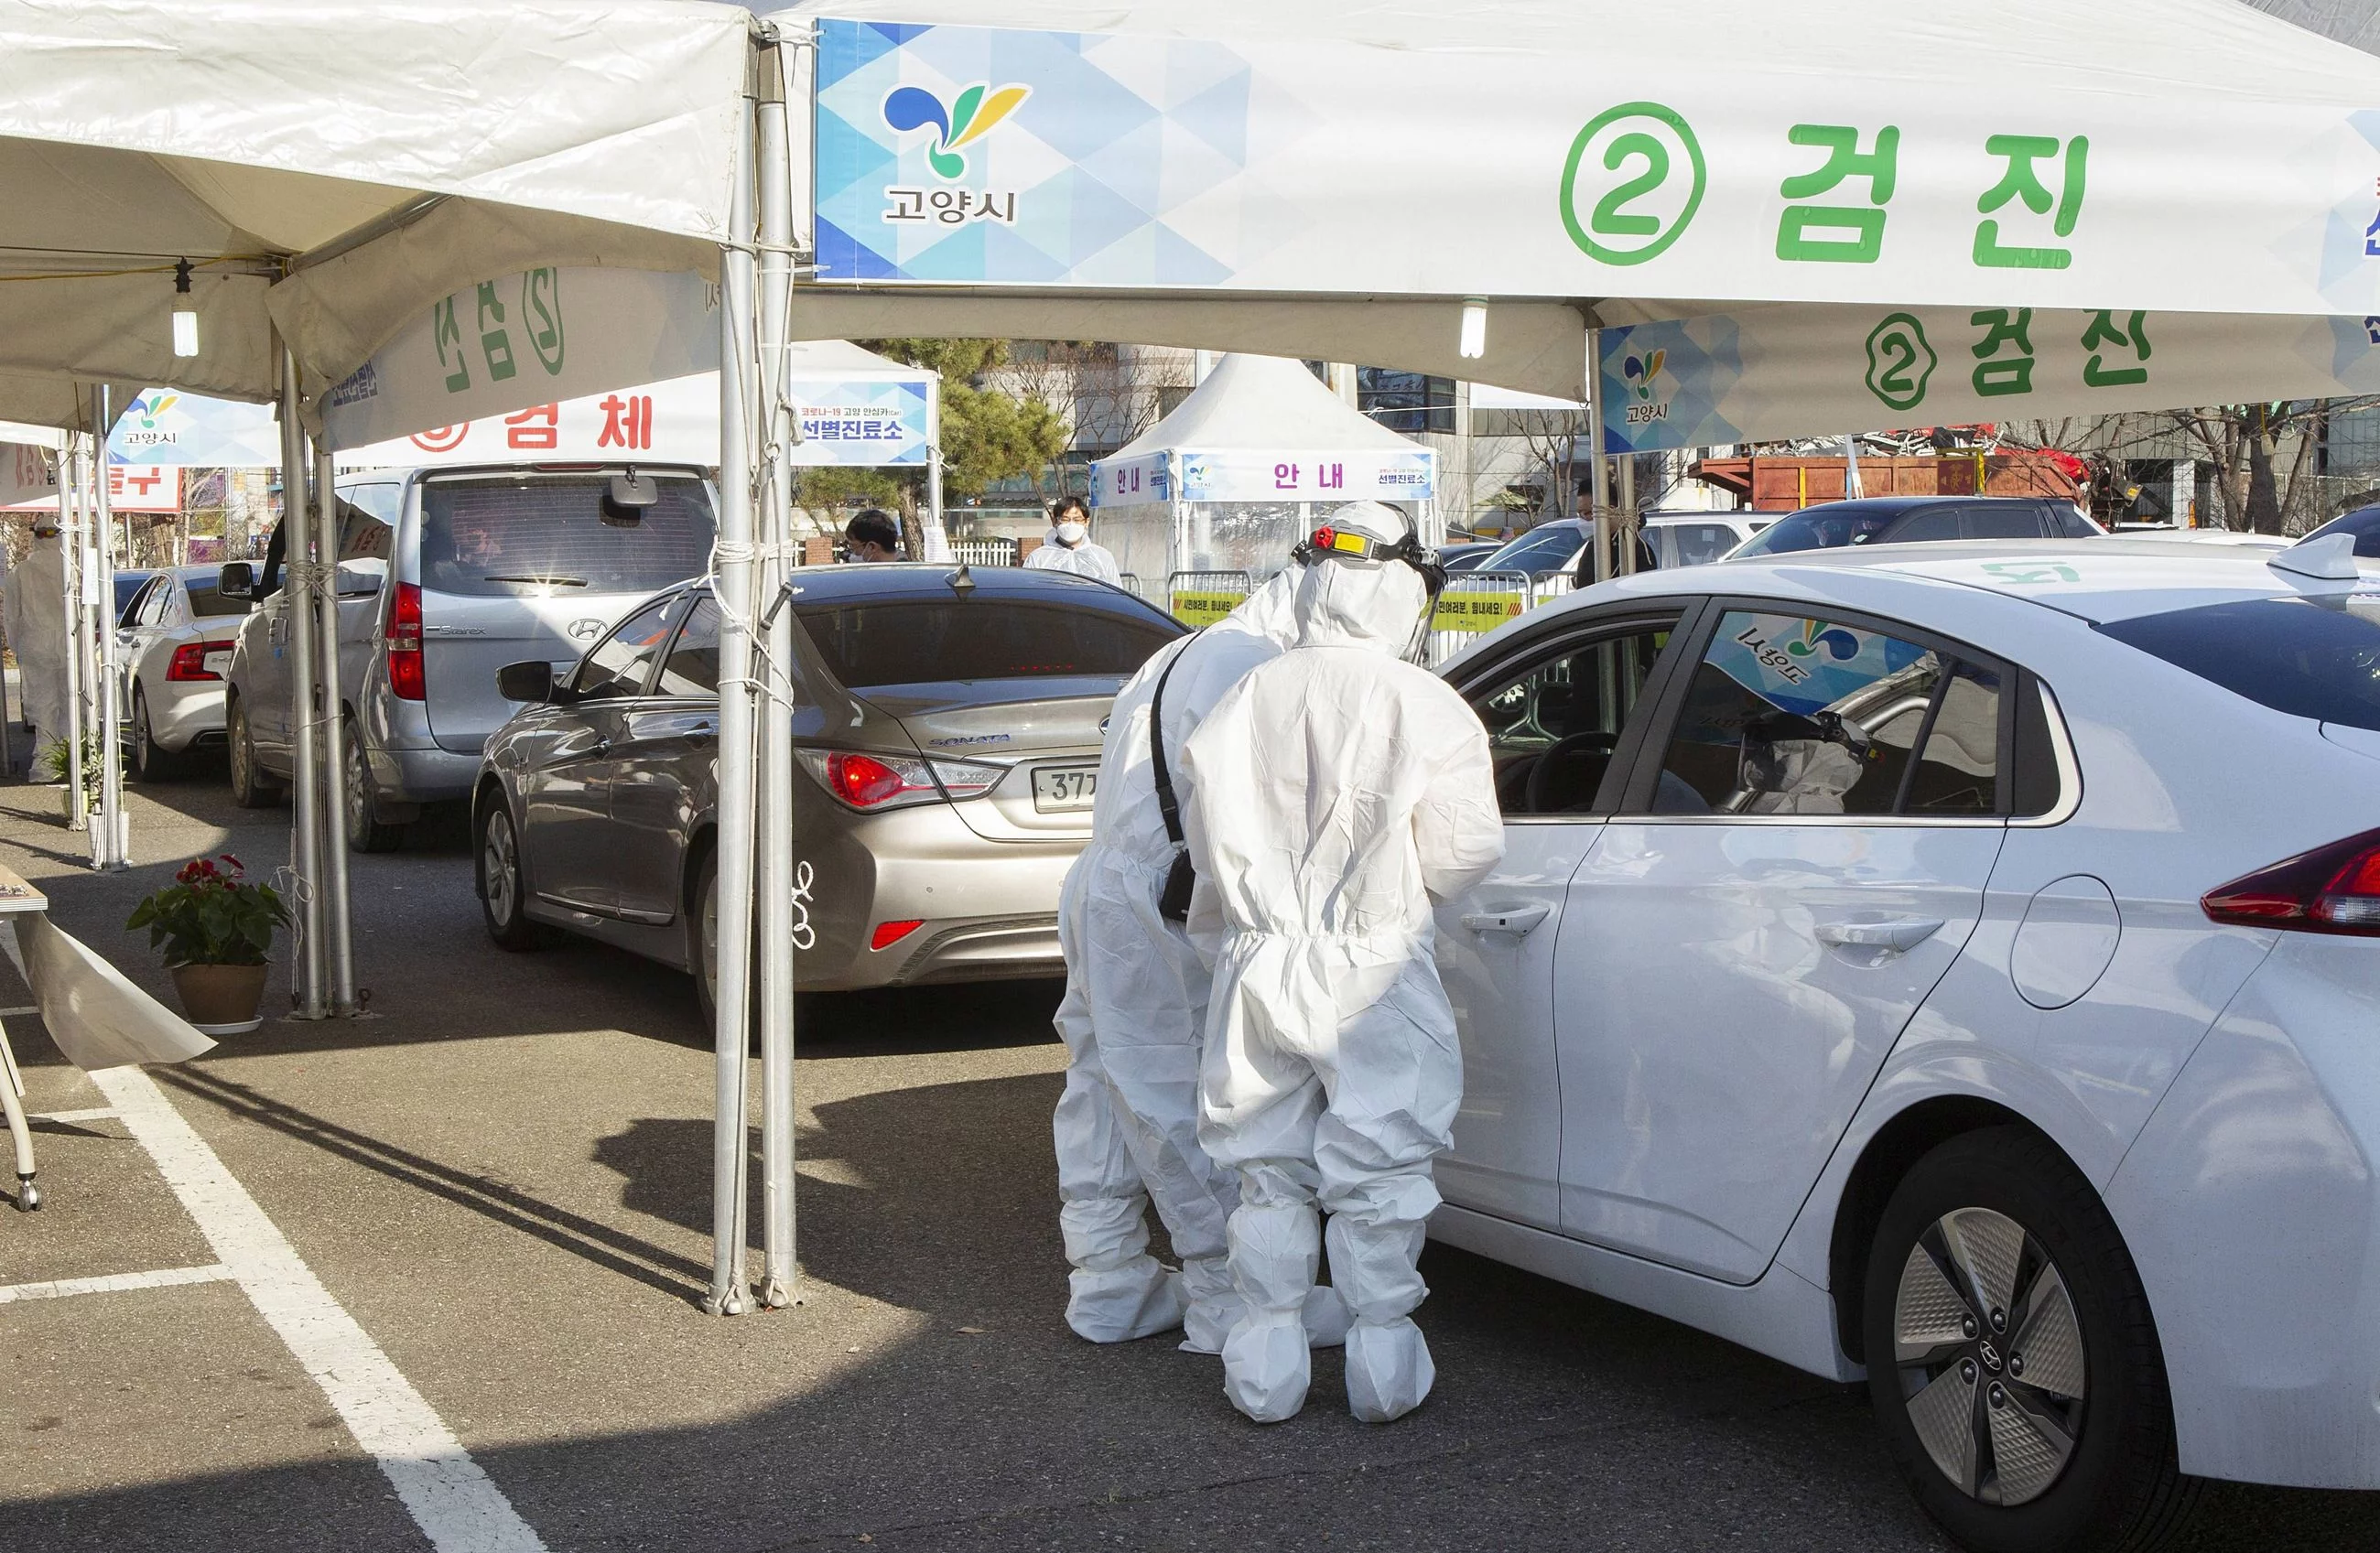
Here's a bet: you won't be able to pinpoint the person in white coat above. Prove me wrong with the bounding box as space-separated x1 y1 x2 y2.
5 520 70 754
1052 565 1314 1350
1024 496 1123 587
1183 501 1504 1425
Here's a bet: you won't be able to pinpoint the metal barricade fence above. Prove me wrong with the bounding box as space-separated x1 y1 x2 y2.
1529 568 1578 609
1166 569 1252 628
1425 569 1534 665
1117 572 1144 599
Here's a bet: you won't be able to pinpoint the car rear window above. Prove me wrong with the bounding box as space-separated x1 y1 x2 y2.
2095 596 2380 731
794 599 1176 688
185 580 249 618
1660 523 1745 566
418 473 715 598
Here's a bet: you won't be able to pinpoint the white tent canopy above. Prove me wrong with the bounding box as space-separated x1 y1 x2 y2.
772 0 2380 421
1088 352 1434 588
0 0 752 424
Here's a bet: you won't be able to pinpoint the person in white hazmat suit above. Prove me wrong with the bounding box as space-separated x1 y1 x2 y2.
1053 564 1350 1351
4 519 70 754
1182 501 1504 1424
1024 496 1123 587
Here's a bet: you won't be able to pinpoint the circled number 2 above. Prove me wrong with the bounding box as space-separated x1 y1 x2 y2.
1561 102 1706 267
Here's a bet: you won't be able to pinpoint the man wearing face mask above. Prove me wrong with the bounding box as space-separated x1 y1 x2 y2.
1024 496 1122 586
1182 500 1504 1425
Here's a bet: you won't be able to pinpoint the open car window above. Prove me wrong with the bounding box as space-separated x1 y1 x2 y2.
1467 616 1681 817
569 595 679 701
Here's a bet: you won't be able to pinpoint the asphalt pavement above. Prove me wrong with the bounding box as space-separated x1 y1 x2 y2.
0 753 2374 1551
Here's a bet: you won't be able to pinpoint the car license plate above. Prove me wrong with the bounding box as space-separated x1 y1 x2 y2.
1033 767 1097 812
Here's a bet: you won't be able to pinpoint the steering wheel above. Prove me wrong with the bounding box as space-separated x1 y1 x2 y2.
1525 730 1619 814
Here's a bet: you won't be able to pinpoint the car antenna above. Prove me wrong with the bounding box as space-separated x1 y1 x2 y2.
946 562 976 597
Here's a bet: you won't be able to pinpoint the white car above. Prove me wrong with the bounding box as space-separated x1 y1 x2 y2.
118 564 251 780
1433 534 2380 1552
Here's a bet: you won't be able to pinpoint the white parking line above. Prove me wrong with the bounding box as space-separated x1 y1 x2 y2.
0 1263 231 1302
92 1066 549 1553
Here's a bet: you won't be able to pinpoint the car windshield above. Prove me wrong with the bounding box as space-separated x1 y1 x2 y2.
794 598 1177 689
1478 526 1582 575
1733 507 1903 556
418 473 715 598
2095 594 2380 732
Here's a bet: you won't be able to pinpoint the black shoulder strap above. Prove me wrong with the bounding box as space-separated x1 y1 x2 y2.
1149 643 1189 847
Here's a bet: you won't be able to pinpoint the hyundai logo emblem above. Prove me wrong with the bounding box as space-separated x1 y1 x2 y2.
567 618 606 642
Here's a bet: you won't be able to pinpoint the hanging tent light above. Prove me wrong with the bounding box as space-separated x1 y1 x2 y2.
170 259 198 357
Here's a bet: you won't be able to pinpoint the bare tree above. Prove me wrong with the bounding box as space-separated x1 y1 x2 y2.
1511 407 1590 523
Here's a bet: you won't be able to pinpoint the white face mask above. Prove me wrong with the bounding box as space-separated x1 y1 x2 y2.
1055 521 1088 545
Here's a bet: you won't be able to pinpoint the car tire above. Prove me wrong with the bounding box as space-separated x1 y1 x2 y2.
226 696 280 808
476 800 547 951
342 720 406 853
1864 1127 2201 1553
129 685 182 782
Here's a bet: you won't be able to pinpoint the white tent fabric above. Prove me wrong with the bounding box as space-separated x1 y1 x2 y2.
1095 353 1433 504
772 0 2380 408
1088 353 1434 585
0 0 752 422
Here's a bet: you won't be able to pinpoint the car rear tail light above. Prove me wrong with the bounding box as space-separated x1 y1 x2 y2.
2202 827 2380 935
386 580 424 700
870 920 924 951
166 642 222 682
795 749 1006 812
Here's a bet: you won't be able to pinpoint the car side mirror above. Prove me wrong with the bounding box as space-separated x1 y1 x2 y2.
217 561 254 602
600 469 659 528
496 659 557 704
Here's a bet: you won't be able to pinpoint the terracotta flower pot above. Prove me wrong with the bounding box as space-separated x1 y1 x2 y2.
169 962 270 1034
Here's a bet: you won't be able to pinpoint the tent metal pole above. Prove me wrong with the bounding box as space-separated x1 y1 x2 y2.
278 340 327 1019
704 84 761 1318
92 388 126 867
314 443 358 1015
60 437 86 834
1583 326 1612 584
755 59 800 1310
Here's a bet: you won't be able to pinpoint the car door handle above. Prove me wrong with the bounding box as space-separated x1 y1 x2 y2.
685 722 716 744
589 737 612 757
1461 903 1552 938
1816 917 1944 954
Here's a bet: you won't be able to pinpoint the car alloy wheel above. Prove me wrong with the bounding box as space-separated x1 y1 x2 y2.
477 802 546 951
484 814 518 929
1865 1127 2199 1553
228 698 275 808
1892 1206 2086 1507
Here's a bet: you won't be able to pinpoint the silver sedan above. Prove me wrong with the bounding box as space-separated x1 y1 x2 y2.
118 564 252 780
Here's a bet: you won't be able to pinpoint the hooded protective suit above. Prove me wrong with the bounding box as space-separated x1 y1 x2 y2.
1183 501 1504 1424
1024 525 1124 587
1052 566 1311 1349
4 530 69 750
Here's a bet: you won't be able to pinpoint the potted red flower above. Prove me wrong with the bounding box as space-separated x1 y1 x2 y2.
126 854 292 1033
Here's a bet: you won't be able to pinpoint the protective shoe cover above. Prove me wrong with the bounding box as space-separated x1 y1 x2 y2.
1023 528 1124 586
4 533 68 747
1184 501 1503 1422
1050 571 1305 1343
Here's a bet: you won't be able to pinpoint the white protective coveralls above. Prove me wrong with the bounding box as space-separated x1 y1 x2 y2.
1183 502 1504 1423
1052 567 1314 1348
4 530 69 750
1024 523 1124 587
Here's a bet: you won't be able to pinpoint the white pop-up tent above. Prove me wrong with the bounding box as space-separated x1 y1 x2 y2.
1088 353 1433 606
